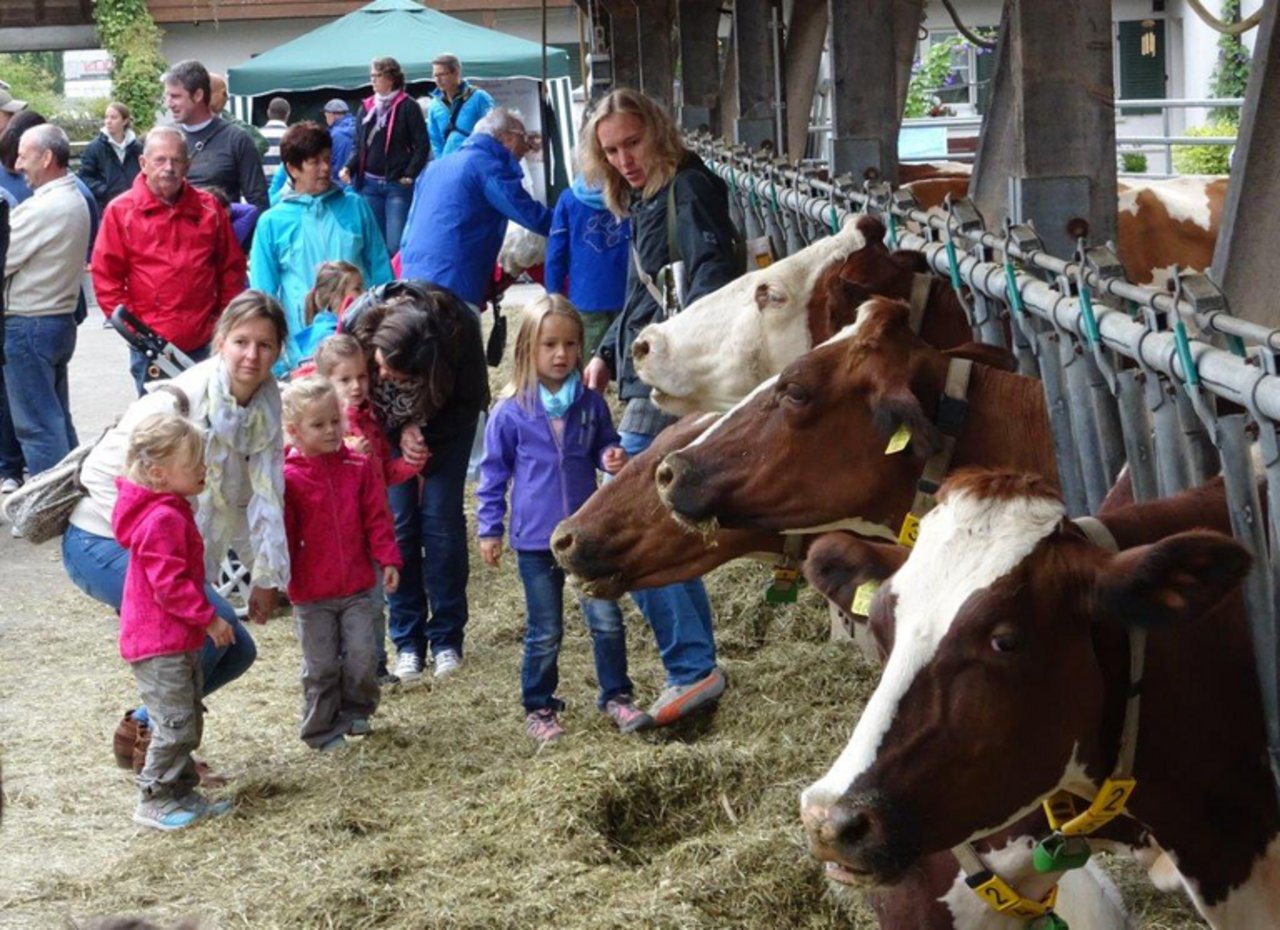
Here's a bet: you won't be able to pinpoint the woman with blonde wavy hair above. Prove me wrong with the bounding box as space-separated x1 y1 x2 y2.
579 88 742 729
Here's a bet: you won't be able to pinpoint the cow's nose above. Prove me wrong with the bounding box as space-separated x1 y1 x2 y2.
551 524 576 557
654 459 676 493
818 803 871 848
632 338 651 361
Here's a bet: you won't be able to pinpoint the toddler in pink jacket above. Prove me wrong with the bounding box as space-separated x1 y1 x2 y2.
282 377 403 751
113 413 235 831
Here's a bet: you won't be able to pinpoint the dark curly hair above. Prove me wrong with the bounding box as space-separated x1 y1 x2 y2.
349 281 467 421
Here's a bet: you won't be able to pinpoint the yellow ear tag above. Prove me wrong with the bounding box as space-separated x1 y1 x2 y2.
898 513 921 548
885 424 912 455
851 582 880 617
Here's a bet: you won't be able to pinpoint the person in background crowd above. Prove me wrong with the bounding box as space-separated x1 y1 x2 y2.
345 283 488 684
260 97 290 178
0 83 26 135
0 175 18 496
476 295 645 744
339 57 428 251
581 88 741 727
251 121 392 369
92 126 246 395
63 292 290 779
164 60 269 212
198 183 259 253
426 54 495 160
78 101 143 214
208 73 268 158
400 107 549 311
267 98 356 207
281 377 401 752
544 167 630 355
3 124 90 476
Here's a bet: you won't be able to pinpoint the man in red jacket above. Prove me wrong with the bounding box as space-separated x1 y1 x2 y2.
91 125 246 395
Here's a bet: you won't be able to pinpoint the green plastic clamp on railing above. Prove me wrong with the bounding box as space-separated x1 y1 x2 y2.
1003 259 1025 318
1078 286 1101 347
1033 833 1092 874
828 203 840 235
1173 319 1200 387
1227 334 1247 358
887 212 899 250
944 237 963 290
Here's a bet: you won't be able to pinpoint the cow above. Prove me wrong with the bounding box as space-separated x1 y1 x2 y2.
1116 176 1228 289
655 298 1057 536
633 214 974 416
798 470 1279 929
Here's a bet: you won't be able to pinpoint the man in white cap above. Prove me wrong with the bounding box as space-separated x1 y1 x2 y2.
0 82 28 135
323 99 356 187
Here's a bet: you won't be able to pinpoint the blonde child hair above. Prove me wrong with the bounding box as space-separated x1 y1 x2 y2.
504 294 585 410
304 262 364 325
312 333 367 378
124 414 204 488
282 375 339 427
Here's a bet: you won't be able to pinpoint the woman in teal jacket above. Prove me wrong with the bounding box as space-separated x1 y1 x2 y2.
250 122 393 368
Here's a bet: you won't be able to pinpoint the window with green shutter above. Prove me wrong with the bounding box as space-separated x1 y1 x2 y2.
1117 19 1167 115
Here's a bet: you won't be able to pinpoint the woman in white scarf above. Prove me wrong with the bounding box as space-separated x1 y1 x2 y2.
64 292 290 769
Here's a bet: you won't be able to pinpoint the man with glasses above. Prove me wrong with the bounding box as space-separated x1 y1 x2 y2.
400 107 548 312
426 53 495 160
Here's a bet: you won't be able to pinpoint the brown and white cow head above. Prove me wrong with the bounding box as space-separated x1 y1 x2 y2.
632 218 867 415
798 470 1250 888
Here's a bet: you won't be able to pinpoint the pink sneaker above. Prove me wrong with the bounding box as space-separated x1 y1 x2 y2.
525 709 565 744
604 696 652 734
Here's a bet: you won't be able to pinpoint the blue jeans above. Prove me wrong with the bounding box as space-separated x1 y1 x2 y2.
516 549 631 712
386 423 476 659
129 343 211 397
0 364 24 481
618 430 718 687
360 176 413 252
61 524 258 699
4 314 78 475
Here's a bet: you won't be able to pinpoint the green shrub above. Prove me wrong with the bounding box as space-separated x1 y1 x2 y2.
1172 121 1236 175
94 0 165 132
1120 151 1148 173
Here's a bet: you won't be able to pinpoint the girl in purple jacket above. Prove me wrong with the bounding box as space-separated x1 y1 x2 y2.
476 295 648 743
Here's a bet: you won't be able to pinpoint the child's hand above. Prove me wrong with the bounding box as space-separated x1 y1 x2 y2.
382 565 400 593
480 538 503 568
345 435 372 456
602 446 629 475
207 617 236 648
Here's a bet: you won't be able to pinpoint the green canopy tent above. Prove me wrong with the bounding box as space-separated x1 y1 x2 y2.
227 0 569 95
227 0 574 199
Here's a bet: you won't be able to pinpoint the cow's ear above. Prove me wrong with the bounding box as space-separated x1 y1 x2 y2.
755 280 789 312
1094 530 1251 629
804 531 909 610
854 214 886 246
889 249 931 274
944 342 1018 372
870 386 944 460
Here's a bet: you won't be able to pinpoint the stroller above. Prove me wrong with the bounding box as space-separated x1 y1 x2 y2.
108 306 254 615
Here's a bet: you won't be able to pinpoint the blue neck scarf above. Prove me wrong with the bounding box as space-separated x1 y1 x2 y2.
539 370 582 418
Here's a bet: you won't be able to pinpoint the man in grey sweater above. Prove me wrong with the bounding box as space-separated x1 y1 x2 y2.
163 60 268 213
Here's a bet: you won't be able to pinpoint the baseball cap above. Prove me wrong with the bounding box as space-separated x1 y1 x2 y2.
323 98 350 114
0 87 27 115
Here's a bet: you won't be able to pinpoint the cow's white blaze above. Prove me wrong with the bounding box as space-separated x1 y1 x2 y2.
1118 176 1214 230
802 488 1064 809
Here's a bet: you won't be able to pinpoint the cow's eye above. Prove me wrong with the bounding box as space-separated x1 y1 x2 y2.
990 631 1021 653
780 382 810 406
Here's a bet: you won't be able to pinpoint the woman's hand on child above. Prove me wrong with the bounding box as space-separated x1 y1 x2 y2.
480 538 503 568
345 435 372 456
602 446 628 475
382 565 400 593
247 586 278 625
207 617 236 648
401 424 429 469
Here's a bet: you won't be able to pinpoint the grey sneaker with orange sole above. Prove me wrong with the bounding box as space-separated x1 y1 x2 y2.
647 668 727 727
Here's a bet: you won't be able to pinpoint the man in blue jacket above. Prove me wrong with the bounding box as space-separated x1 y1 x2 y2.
323 99 356 186
427 54 495 159
400 107 550 309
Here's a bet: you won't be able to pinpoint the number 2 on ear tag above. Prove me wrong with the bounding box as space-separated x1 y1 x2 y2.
885 424 912 455
851 582 880 617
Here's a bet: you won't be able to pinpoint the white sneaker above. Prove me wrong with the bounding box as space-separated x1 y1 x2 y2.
433 648 462 679
0 477 20 494
394 650 423 686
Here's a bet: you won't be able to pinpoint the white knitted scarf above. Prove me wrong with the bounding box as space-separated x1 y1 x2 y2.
196 362 290 590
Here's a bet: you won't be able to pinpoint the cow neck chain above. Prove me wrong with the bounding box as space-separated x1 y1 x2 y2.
948 517 1144 930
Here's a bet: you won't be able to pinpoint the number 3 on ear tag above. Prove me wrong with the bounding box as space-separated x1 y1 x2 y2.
885 424 912 455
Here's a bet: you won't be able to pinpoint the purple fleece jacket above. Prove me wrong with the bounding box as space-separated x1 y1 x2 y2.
476 385 620 551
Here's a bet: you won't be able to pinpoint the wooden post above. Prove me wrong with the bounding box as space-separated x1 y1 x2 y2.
635 0 675 113
678 0 722 132
732 0 780 148
827 0 904 182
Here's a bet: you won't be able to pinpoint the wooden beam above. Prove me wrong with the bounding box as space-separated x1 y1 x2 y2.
783 0 826 162
148 0 571 24
636 0 674 113
677 0 720 132
827 0 901 180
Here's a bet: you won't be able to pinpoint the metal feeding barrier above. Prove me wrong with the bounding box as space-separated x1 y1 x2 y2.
686 135 1280 803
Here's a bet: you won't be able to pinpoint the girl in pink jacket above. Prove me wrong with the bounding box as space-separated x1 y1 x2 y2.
113 413 235 831
282 377 403 751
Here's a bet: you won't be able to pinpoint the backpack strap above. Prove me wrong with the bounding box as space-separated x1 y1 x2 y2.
444 85 477 143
